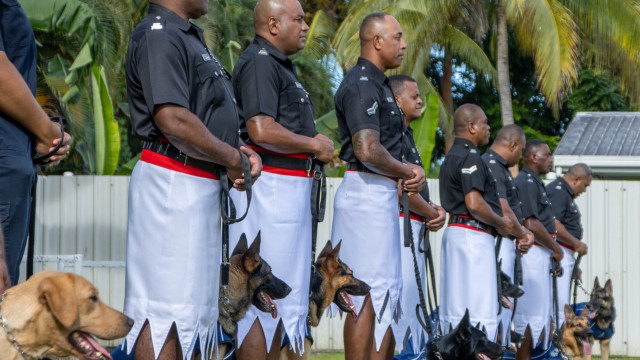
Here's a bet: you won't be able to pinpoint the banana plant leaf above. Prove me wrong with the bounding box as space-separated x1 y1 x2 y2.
91 65 120 175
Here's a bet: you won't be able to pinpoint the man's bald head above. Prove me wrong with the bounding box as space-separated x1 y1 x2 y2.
254 0 288 33
453 104 484 135
494 124 525 146
566 163 593 179
359 13 389 45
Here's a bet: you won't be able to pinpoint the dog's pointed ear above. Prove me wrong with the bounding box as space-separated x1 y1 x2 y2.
329 241 342 262
39 273 78 329
594 276 600 289
243 234 261 273
564 304 575 320
580 304 589 318
232 233 249 257
317 240 333 260
455 310 472 340
604 279 612 296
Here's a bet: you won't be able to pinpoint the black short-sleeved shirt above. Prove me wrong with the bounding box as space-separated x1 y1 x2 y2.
125 4 238 147
439 138 502 217
482 149 524 225
403 126 430 205
335 58 404 166
547 177 582 239
515 166 556 233
0 0 38 156
232 36 316 144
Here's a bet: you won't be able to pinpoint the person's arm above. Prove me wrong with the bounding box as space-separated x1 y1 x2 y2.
154 105 244 181
246 115 334 163
0 51 71 164
524 217 563 262
500 198 534 253
426 202 446 231
555 219 587 256
465 190 512 236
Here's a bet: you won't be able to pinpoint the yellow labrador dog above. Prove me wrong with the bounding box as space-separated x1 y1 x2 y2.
0 271 133 360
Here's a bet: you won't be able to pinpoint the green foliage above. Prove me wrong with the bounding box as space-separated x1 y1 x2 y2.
91 65 120 175
411 93 440 169
568 67 631 112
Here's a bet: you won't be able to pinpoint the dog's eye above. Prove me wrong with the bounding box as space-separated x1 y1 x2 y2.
89 295 98 302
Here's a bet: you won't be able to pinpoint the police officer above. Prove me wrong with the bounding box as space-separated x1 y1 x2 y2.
513 139 564 359
122 0 261 358
388 74 446 355
547 163 592 327
481 124 534 344
1 0 72 288
439 103 512 340
228 0 334 358
331 13 425 360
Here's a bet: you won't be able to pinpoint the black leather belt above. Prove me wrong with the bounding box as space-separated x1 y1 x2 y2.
347 162 375 174
143 140 221 175
448 215 498 237
259 151 315 173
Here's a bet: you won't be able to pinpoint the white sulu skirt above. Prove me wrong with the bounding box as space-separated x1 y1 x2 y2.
497 238 516 345
330 171 403 352
439 225 498 341
228 171 313 354
556 246 576 327
123 159 222 360
512 244 553 349
391 216 429 354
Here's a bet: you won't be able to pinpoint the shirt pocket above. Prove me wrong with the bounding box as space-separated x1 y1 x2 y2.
195 57 222 84
378 100 402 134
286 85 314 132
2 2 34 55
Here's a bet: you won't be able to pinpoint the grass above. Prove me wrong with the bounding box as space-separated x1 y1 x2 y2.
308 353 640 360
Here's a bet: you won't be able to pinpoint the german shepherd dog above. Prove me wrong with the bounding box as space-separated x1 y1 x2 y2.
425 309 504 360
500 270 524 311
586 277 616 360
214 232 291 360
559 304 594 360
281 240 370 360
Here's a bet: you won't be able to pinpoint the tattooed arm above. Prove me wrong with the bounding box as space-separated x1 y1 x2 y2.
353 128 415 181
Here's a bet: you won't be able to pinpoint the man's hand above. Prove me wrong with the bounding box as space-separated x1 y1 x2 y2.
516 226 534 254
573 267 582 282
35 122 72 166
496 216 513 237
552 246 564 262
402 163 425 193
232 146 263 191
575 241 588 256
312 133 334 163
551 258 563 277
427 203 446 231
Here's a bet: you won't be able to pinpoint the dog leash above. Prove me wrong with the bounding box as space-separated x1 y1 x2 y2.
309 158 326 263
220 151 253 305
550 257 563 350
571 255 583 312
495 235 504 316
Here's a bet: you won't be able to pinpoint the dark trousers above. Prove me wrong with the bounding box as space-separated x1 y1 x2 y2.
0 151 36 285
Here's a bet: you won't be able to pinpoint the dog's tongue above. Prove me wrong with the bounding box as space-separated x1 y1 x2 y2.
71 331 112 360
588 309 597 319
341 290 358 320
582 339 592 355
262 291 278 319
502 295 514 311
478 354 490 360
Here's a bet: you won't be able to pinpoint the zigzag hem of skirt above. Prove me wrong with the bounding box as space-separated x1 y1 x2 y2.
122 317 217 360
393 324 428 355
235 314 309 355
515 317 552 350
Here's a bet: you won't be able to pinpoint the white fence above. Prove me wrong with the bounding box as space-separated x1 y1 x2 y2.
18 176 640 355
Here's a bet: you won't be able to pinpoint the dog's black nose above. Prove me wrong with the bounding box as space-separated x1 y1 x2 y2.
126 316 135 328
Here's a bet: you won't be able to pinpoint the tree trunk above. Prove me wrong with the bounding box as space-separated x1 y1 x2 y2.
496 0 514 126
441 50 455 153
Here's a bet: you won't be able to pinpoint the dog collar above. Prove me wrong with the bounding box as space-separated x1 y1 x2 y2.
0 292 33 359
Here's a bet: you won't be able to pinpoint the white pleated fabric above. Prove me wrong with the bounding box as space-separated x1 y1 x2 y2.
392 217 429 354
556 246 576 327
123 160 221 359
497 238 516 345
512 244 553 349
439 225 498 341
228 171 312 354
330 171 403 351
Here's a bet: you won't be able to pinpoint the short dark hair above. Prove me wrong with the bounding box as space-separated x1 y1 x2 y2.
567 163 593 179
523 139 547 158
388 74 415 95
494 124 525 145
359 12 388 43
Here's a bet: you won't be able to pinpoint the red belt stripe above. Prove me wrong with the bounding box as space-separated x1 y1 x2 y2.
140 149 219 180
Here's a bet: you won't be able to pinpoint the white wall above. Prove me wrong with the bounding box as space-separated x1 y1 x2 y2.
19 176 639 355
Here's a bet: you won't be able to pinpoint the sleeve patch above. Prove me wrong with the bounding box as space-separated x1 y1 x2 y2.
366 101 378 116
461 165 478 174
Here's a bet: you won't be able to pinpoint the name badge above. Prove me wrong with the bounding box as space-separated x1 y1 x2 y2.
202 53 212 61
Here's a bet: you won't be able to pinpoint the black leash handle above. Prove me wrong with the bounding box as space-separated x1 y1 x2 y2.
220 151 252 288
571 255 583 311
495 235 503 315
310 159 326 263
33 116 66 164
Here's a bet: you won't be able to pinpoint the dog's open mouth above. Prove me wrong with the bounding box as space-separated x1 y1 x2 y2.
476 353 491 360
335 290 358 320
501 295 514 311
68 331 112 360
258 290 278 319
588 309 597 319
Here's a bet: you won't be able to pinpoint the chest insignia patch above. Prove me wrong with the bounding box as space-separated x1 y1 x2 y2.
386 97 394 103
470 148 477 154
151 23 163 30
202 53 211 61
366 101 378 116
489 159 496 164
295 82 303 89
258 48 268 55
360 76 368 81
461 165 478 174
527 178 534 183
